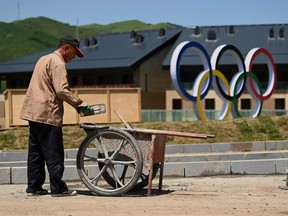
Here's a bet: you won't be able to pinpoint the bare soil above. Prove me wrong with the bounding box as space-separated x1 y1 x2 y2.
1 175 288 216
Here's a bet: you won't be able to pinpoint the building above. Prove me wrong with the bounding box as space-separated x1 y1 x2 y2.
0 28 181 110
163 24 288 120
0 24 287 123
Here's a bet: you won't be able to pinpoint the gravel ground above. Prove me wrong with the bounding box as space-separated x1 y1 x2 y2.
1 175 288 216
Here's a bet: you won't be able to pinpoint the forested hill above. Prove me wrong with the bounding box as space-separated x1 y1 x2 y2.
0 16 181 62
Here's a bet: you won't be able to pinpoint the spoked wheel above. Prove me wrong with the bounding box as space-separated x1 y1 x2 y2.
77 127 143 196
99 158 160 192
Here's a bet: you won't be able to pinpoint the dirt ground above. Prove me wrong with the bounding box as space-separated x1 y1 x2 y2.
1 175 288 216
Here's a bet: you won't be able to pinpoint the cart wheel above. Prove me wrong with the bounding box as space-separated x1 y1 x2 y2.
99 157 159 192
77 127 143 196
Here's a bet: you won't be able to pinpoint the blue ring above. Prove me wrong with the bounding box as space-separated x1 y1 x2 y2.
173 41 213 102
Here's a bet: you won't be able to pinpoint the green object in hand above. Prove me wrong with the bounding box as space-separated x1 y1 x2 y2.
79 105 93 115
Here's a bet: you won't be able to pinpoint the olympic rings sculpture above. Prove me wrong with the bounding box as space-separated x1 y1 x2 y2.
170 41 277 120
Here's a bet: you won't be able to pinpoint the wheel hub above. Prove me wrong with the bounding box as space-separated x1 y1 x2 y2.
103 158 112 166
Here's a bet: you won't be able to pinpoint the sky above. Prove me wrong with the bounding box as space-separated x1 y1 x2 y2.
0 0 287 27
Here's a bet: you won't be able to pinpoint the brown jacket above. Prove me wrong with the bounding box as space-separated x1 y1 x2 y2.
20 51 81 127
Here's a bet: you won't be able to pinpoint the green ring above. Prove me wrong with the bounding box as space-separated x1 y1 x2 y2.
232 72 263 118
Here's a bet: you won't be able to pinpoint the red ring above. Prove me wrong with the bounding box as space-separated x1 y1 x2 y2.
246 48 277 101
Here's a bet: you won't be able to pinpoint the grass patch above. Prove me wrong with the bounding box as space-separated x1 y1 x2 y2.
233 118 253 141
2 115 288 151
0 130 15 150
256 116 283 140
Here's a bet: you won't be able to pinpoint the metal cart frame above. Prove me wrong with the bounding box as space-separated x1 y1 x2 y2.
77 110 214 196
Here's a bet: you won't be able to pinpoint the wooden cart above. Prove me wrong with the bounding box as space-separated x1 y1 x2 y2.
77 110 214 196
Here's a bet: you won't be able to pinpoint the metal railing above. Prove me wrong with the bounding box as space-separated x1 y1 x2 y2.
141 109 288 122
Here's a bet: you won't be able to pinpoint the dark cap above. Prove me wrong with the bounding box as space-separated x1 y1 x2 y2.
60 35 84 58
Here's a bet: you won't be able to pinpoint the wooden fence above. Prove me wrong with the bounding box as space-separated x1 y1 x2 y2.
3 88 141 128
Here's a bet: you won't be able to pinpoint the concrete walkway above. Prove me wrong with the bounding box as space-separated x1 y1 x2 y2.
1 140 288 184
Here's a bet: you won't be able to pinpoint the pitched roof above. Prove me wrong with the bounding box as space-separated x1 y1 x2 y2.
0 28 181 74
162 24 288 68
0 24 287 74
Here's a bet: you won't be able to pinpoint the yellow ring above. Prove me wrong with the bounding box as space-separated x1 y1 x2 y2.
195 70 231 120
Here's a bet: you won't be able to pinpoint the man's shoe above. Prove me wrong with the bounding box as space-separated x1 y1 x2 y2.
51 190 77 197
26 188 49 196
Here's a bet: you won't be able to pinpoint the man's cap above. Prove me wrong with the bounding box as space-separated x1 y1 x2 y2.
60 36 84 58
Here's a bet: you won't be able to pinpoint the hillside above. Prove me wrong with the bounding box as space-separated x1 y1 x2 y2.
0 17 181 62
1 115 288 150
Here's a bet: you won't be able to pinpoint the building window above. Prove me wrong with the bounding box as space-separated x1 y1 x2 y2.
275 98 285 109
205 99 215 110
122 74 133 84
172 99 182 109
83 74 98 86
99 75 113 84
8 78 26 89
71 75 78 86
144 74 148 92
275 98 285 116
241 99 251 109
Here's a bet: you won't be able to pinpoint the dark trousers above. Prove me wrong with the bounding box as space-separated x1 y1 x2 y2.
27 121 68 193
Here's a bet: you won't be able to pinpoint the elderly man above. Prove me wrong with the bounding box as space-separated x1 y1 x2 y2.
20 35 85 197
